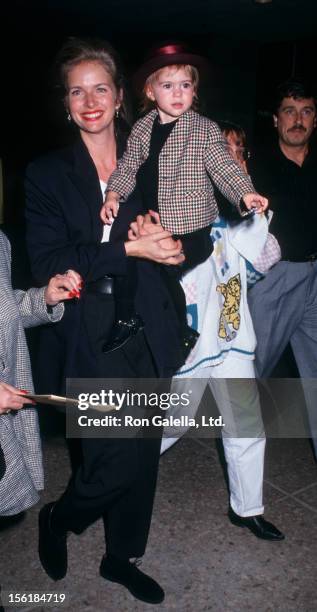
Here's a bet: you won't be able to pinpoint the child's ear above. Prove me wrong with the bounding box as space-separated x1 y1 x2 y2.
145 85 155 101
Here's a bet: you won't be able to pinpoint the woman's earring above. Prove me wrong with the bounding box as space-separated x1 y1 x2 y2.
67 113 71 122
115 107 120 118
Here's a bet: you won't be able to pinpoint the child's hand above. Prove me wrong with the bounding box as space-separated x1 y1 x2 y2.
242 193 268 214
100 198 119 224
100 193 120 224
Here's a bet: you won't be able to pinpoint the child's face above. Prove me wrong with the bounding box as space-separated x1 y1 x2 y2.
146 65 195 124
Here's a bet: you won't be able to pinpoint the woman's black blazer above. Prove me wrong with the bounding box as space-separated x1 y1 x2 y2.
25 137 184 383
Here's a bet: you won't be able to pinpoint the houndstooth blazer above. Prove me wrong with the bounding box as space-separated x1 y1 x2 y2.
107 109 255 235
0 230 63 515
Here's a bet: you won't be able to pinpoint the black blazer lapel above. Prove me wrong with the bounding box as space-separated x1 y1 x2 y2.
68 138 104 241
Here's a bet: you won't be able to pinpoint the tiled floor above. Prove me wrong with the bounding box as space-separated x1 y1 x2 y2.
1 436 317 612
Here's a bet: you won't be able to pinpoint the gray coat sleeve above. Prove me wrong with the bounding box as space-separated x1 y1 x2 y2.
13 287 64 329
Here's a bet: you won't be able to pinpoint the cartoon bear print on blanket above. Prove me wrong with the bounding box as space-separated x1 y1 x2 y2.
216 273 241 341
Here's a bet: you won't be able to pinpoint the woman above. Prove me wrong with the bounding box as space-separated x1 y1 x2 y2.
25 37 184 605
0 229 80 526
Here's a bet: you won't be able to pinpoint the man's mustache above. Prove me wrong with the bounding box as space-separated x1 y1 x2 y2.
289 125 306 132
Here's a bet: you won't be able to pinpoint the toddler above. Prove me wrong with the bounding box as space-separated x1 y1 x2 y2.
101 43 268 353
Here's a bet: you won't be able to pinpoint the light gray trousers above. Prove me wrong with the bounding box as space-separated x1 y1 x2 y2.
248 260 317 455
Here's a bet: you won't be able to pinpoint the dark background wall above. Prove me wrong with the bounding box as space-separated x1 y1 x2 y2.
1 0 317 224
1 0 315 379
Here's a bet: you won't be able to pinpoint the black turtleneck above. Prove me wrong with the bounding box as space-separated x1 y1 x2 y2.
136 115 178 214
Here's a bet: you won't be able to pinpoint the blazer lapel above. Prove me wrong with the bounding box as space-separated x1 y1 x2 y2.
138 110 157 158
161 110 192 160
68 138 104 241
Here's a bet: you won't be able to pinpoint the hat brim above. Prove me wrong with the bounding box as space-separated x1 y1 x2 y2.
133 53 209 91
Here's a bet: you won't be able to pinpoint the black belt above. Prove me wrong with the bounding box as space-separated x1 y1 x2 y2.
86 276 114 294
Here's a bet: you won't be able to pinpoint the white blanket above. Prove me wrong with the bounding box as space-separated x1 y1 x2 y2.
177 213 269 376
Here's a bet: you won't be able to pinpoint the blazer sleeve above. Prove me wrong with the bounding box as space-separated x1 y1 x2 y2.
107 121 144 200
25 161 128 285
203 122 255 207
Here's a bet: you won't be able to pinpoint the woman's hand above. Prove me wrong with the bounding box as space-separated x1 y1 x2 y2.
125 230 185 265
128 210 182 252
128 215 151 240
0 382 35 414
44 270 83 305
128 210 165 239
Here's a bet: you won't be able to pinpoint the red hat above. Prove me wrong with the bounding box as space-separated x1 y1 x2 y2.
133 41 209 90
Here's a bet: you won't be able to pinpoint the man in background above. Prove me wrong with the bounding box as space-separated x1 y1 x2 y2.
248 79 317 458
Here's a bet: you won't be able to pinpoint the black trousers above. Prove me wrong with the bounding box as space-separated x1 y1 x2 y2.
53 431 161 559
53 294 162 559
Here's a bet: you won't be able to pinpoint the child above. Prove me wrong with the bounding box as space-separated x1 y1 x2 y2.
101 42 268 353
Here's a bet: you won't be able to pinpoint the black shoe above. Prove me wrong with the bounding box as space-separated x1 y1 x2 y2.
228 507 285 541
0 511 26 532
100 555 164 604
183 326 200 360
38 502 68 581
102 315 144 353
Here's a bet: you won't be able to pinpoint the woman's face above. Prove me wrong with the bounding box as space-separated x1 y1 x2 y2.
224 130 247 172
66 60 122 135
